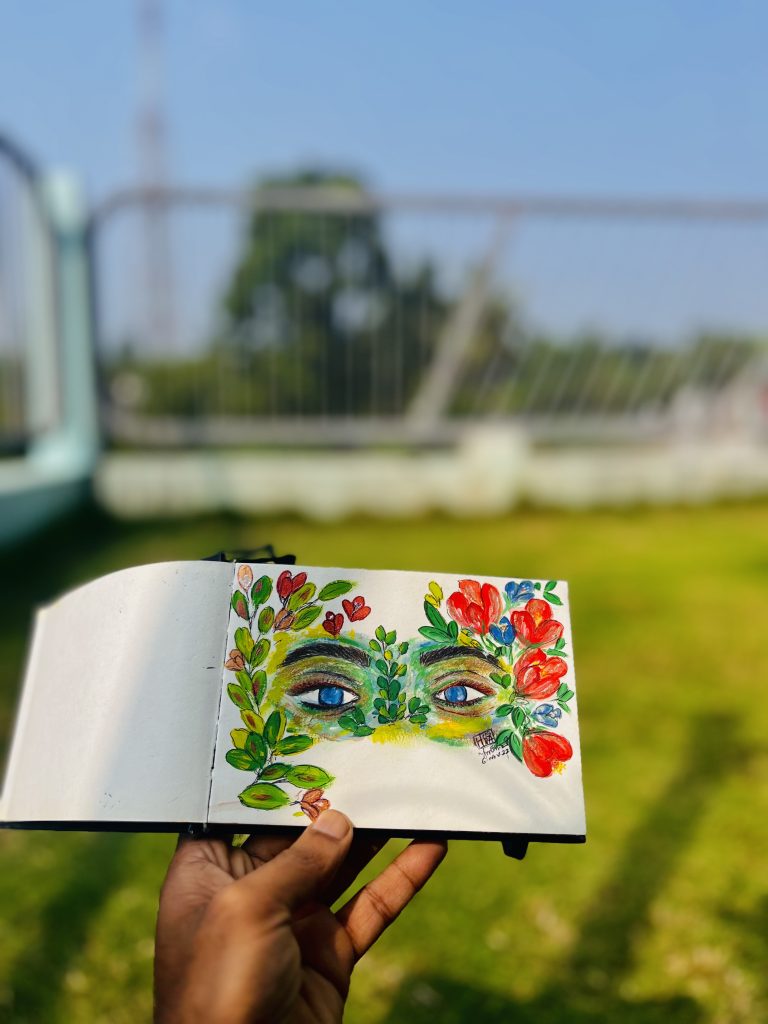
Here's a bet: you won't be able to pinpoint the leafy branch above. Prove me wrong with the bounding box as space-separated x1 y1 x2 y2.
226 707 332 810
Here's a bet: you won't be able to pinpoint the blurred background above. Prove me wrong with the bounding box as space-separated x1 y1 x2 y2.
1 2 768 1021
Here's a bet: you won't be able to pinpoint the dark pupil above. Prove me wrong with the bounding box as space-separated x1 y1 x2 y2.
443 684 468 703
318 685 346 707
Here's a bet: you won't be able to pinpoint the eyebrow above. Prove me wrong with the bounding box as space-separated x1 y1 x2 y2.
419 645 501 669
281 641 371 668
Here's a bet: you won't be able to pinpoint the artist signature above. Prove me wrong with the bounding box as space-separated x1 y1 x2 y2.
472 729 511 764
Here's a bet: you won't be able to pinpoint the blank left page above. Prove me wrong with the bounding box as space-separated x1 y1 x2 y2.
1 560 233 825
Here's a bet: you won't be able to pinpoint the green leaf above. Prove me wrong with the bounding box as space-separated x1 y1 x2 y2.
250 576 272 608
375 625 386 643
318 580 354 601
448 620 459 640
373 698 386 711
238 782 290 810
410 714 427 725
226 749 257 771
251 670 268 706
408 696 421 713
512 707 526 729
241 709 263 732
292 605 321 629
398 691 406 703
230 728 249 749
245 732 268 768
260 762 290 781
369 639 381 652
235 669 252 690
234 627 255 660
508 732 524 762
249 637 270 667
351 706 365 724
399 641 409 655
544 580 557 592
338 715 358 731
495 729 512 747
231 591 249 619
546 647 568 657
490 671 505 686
258 606 275 632
285 764 333 787
264 710 286 747
557 699 571 714
287 582 317 612
547 593 563 606
502 673 512 688
377 714 390 724
375 658 388 675
385 630 396 645
274 734 313 755
354 726 375 737
387 679 400 702
496 704 514 717
227 683 250 710
396 663 407 677
424 600 448 630
418 626 452 643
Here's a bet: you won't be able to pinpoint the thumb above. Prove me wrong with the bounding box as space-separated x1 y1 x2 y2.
237 810 353 912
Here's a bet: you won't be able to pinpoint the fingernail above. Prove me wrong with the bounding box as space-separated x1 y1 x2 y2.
312 809 350 840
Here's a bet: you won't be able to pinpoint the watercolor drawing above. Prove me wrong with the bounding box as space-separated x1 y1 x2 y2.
222 566 576 817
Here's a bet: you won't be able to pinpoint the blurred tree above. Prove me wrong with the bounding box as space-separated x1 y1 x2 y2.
219 169 447 416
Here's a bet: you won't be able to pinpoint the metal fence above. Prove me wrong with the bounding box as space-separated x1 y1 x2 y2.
89 184 768 448
0 136 58 454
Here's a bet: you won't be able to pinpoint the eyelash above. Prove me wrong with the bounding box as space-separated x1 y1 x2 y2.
431 677 494 707
287 676 361 711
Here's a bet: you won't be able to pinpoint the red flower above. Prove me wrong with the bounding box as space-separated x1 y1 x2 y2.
342 596 371 622
322 611 344 636
446 580 503 634
523 731 573 778
277 570 307 602
514 649 567 699
511 599 563 647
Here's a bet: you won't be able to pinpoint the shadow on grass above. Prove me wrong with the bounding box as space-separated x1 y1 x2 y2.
1 832 135 1023
383 713 741 1024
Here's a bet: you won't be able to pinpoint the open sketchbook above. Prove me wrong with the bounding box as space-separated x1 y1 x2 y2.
0 560 586 845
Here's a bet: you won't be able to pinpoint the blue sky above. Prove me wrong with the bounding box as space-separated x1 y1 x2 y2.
2 0 768 341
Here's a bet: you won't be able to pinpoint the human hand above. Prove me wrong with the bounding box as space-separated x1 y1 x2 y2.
154 811 447 1024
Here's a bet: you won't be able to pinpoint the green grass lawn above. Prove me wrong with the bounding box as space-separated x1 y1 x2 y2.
1 501 767 1023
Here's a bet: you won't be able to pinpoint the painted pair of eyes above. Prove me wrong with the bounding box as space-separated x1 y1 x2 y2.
296 681 487 709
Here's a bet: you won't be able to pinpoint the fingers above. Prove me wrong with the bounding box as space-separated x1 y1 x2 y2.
233 810 354 914
336 839 447 960
325 837 386 907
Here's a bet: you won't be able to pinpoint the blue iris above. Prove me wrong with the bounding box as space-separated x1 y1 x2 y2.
505 580 535 603
443 684 468 704
318 685 346 707
489 616 515 646
532 703 562 728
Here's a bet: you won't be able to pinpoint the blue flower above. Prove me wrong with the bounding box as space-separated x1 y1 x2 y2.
505 579 535 604
532 703 562 729
489 616 515 645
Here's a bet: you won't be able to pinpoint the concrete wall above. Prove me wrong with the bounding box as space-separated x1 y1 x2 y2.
95 430 768 520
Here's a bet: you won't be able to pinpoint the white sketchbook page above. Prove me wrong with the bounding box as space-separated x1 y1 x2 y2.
207 565 586 836
1 560 233 824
